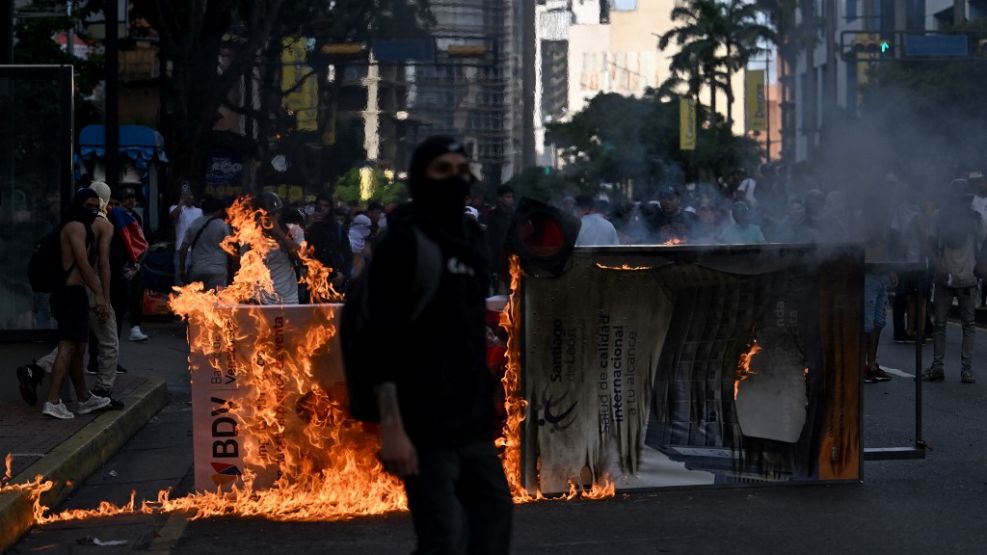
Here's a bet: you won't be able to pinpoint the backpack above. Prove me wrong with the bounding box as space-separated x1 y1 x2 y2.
340 226 442 422
28 224 94 293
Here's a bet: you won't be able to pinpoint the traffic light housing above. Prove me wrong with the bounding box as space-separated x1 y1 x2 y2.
840 32 895 61
850 33 892 58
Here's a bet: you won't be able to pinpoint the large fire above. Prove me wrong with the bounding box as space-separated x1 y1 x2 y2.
0 197 612 529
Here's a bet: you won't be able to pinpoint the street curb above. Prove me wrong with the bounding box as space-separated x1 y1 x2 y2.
0 377 169 552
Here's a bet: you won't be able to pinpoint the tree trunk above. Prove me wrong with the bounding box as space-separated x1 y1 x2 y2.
725 43 733 125
726 81 734 126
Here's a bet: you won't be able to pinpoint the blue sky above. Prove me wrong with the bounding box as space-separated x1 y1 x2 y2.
613 0 638 10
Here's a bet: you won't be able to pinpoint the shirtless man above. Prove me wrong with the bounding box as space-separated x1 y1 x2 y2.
42 189 112 419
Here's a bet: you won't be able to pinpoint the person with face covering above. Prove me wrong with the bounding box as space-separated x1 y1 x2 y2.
41 189 112 418
18 185 126 413
348 213 373 277
364 136 512 554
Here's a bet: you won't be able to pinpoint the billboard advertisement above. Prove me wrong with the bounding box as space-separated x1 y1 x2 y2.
521 246 862 493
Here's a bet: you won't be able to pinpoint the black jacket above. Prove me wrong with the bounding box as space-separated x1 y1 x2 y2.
306 218 353 279
364 203 495 447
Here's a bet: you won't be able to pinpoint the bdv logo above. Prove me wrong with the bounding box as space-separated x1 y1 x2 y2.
446 257 475 276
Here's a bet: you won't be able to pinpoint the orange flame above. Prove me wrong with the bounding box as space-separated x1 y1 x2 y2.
7 198 614 526
594 263 654 271
662 238 684 246
496 256 534 502
735 341 763 400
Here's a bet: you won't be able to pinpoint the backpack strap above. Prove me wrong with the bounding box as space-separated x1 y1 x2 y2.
189 216 221 252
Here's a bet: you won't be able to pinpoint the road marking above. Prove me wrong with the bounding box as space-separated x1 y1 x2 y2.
881 367 915 378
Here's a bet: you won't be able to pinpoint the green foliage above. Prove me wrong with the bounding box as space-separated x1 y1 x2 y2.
658 0 774 121
333 168 409 206
541 93 759 202
13 1 104 125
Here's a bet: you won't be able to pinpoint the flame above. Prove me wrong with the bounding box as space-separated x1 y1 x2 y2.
496 256 615 502
496 256 534 502
735 341 763 401
6 198 613 526
17 196 405 524
595 263 654 271
662 238 684 246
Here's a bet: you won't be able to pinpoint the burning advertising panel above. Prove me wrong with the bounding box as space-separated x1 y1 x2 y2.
520 245 863 493
189 304 346 492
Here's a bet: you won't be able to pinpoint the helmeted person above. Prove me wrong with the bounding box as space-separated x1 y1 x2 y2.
365 136 513 554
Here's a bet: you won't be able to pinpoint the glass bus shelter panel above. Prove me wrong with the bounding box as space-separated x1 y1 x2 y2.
0 68 73 337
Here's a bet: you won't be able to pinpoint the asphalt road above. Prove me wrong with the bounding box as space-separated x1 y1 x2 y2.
12 322 987 555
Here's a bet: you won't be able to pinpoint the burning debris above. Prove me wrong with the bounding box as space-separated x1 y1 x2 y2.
0 198 612 529
594 263 656 272
735 340 763 401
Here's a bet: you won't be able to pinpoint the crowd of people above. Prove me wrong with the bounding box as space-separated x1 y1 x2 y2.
564 164 987 386
17 156 987 422
567 165 843 247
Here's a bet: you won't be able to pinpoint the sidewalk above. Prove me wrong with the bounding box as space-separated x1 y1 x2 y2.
0 321 187 551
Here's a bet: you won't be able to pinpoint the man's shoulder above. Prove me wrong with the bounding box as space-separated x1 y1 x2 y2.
93 216 113 235
61 220 84 235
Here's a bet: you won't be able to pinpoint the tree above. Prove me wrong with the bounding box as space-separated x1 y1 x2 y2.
658 0 774 125
135 0 432 199
543 93 759 202
717 0 774 123
658 0 723 115
136 1 287 197
13 1 105 126
333 167 408 206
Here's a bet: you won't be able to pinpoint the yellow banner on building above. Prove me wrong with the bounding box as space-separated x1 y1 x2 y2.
745 69 767 132
282 37 318 132
679 97 696 151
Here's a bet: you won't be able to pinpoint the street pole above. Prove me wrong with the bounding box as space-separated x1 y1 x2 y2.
104 0 120 191
1 0 13 63
765 52 772 163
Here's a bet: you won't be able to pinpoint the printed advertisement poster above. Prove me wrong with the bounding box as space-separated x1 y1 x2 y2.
522 247 862 493
190 304 344 492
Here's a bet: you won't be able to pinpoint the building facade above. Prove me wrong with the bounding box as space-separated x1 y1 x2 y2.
534 0 748 166
792 0 984 162
405 0 535 185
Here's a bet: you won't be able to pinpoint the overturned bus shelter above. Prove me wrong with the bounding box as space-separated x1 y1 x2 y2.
518 244 863 493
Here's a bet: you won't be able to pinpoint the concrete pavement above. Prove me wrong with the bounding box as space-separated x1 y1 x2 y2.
1 321 190 552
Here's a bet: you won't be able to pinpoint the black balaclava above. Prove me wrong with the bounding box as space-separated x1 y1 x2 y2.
408 136 475 232
63 188 100 227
